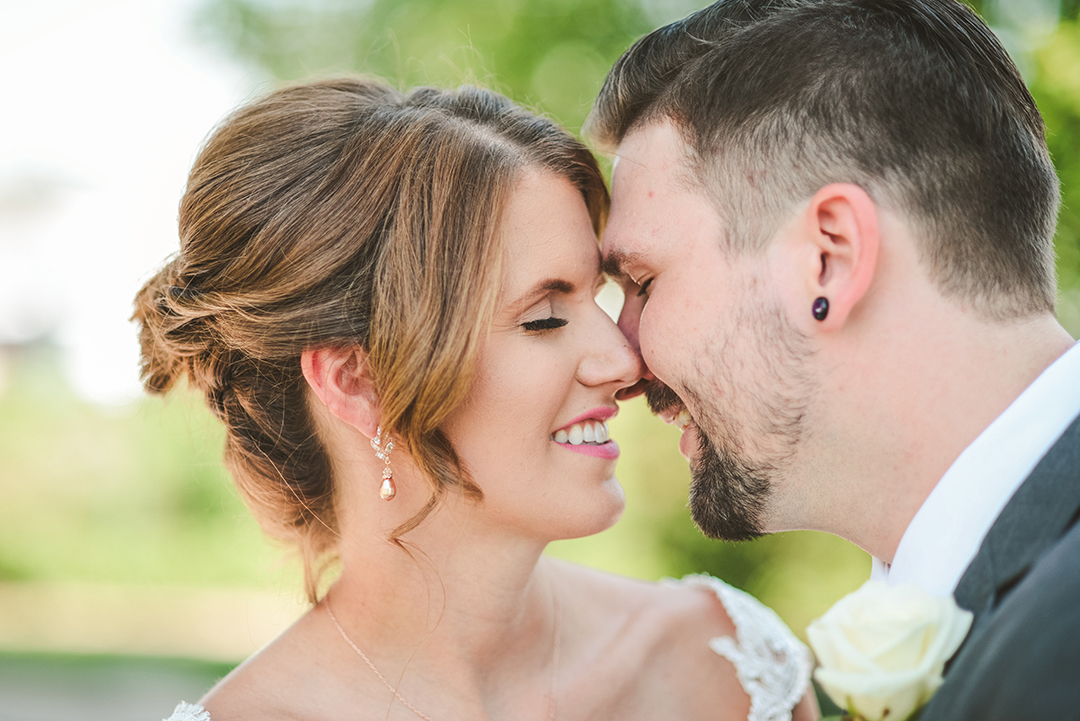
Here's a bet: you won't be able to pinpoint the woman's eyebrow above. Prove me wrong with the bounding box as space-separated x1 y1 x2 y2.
509 278 575 311
537 278 575 295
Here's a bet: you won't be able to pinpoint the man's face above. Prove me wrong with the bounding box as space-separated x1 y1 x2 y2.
602 121 815 540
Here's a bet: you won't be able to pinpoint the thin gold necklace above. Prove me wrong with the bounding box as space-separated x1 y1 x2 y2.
324 584 561 721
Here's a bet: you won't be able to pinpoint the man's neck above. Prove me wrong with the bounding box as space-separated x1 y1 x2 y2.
790 304 1075 562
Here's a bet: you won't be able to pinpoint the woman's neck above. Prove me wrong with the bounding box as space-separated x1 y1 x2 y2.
327 509 560 698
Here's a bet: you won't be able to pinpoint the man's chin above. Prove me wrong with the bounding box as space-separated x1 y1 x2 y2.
687 429 770 542
688 483 767 542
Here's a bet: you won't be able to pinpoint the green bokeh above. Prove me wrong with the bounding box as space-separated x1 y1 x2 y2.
0 346 281 589
193 0 654 133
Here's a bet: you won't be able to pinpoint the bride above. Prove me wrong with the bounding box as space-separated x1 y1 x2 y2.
136 77 817 721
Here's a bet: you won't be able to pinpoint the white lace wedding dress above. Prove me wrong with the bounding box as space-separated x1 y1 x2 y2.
164 574 811 721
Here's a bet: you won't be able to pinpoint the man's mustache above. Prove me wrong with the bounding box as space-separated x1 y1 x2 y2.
644 380 683 415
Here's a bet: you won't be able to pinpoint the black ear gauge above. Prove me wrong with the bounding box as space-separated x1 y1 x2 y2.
812 297 829 321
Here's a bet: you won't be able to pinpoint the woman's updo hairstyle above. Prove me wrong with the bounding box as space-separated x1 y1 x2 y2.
133 78 608 600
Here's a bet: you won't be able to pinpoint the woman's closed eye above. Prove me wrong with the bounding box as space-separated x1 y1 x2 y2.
636 278 653 298
522 316 568 332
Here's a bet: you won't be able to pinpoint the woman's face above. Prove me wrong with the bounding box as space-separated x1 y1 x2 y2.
441 170 643 541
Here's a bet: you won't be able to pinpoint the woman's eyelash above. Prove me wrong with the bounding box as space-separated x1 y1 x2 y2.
522 317 568 332
637 279 653 297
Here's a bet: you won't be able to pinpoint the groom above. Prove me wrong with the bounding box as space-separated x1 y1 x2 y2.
588 0 1080 717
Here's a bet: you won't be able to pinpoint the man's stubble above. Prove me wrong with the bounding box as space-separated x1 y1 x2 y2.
647 297 815 541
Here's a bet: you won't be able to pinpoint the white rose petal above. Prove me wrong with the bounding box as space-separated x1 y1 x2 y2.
807 581 973 721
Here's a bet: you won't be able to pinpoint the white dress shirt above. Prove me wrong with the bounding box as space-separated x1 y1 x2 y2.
871 341 1080 597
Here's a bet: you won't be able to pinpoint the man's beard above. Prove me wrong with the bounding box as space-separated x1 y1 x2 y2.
648 381 771 541
644 381 681 415
687 418 771 541
644 302 813 542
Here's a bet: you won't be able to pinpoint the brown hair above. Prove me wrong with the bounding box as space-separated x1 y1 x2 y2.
587 0 1061 319
133 78 608 601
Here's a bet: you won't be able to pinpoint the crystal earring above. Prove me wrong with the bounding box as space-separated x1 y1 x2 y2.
371 426 396 501
812 297 829 321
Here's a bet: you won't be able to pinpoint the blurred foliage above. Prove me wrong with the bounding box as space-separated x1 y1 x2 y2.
0 345 282 588
1032 20 1080 300
0 651 235 716
193 0 663 134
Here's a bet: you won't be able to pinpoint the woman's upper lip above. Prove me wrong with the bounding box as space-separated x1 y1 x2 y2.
556 406 618 432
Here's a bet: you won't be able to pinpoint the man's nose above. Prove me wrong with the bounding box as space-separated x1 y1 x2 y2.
615 295 655 400
616 292 643 354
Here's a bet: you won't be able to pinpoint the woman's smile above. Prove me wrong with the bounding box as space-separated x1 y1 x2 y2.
551 407 620 459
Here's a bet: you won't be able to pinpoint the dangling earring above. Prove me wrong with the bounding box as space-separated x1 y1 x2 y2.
812 297 829 321
371 426 396 501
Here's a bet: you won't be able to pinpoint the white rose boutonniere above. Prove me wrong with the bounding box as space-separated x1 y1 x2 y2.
807 581 973 721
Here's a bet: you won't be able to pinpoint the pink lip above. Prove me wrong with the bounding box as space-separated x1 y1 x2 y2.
678 422 697 460
556 439 620 460
555 406 618 433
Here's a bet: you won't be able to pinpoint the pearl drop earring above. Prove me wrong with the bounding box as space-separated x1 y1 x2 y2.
371 426 396 501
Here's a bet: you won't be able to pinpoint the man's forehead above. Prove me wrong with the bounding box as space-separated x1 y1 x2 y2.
609 126 708 226
606 123 692 221
613 120 691 174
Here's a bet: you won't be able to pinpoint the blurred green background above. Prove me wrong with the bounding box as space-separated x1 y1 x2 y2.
1 0 1078 713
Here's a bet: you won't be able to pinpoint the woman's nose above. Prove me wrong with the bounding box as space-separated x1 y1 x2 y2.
576 306 647 391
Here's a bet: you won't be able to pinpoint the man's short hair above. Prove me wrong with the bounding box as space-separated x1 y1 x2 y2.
587 0 1061 318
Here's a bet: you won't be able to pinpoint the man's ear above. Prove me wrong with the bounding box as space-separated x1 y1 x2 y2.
300 346 380 437
799 183 880 329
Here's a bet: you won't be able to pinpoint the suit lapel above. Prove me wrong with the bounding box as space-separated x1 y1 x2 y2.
954 411 1080 625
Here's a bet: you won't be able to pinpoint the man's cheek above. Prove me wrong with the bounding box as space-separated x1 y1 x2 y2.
638 315 666 369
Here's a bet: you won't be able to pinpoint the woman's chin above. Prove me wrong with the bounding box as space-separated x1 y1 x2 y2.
553 476 626 541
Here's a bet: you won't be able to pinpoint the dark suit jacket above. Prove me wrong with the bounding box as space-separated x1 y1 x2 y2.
919 412 1080 720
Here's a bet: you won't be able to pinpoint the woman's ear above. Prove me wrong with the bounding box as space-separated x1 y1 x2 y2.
799 183 880 330
300 346 380 437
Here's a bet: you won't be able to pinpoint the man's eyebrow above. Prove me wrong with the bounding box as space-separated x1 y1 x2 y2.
602 250 640 281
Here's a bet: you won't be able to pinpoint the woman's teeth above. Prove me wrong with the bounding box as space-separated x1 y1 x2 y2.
675 408 692 430
553 420 611 445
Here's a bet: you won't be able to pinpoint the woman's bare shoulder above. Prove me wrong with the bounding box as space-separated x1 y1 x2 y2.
546 560 751 720
197 647 301 721
197 609 345 721
548 561 816 720
547 559 740 641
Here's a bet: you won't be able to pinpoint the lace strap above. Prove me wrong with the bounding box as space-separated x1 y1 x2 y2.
164 701 211 721
670 574 812 721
